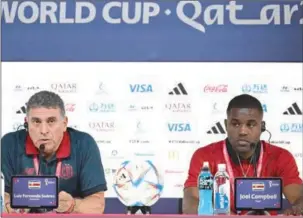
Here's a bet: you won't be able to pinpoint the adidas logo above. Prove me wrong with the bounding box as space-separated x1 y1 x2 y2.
169 83 188 95
283 102 302 115
207 122 226 134
16 103 27 114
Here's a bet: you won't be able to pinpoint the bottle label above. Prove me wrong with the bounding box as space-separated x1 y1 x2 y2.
198 175 213 190
214 192 229 213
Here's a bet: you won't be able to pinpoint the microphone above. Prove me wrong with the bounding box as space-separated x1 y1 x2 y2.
38 144 45 176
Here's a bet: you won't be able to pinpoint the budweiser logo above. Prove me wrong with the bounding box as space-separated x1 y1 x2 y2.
204 84 228 93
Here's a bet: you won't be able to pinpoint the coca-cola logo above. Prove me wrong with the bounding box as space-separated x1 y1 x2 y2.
204 84 228 93
65 103 76 112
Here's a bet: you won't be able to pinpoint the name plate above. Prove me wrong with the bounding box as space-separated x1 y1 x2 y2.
11 176 58 209
234 178 282 211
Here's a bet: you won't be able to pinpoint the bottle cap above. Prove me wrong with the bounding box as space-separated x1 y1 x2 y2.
218 163 226 171
203 162 209 168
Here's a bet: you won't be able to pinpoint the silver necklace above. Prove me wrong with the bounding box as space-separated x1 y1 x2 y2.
236 154 254 177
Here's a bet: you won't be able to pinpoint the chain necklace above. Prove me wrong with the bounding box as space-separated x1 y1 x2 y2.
236 154 254 177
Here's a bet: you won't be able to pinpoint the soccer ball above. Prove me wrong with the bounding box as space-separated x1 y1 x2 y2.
113 160 164 207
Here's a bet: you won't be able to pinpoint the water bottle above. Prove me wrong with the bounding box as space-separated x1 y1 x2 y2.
1 172 4 213
197 162 214 215
213 164 230 215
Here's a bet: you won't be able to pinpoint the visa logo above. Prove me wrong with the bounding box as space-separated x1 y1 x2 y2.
168 123 191 132
130 84 153 93
252 182 265 191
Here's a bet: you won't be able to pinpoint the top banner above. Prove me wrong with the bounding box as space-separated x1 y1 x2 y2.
1 0 303 62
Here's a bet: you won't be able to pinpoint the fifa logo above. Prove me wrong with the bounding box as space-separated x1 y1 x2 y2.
168 151 179 160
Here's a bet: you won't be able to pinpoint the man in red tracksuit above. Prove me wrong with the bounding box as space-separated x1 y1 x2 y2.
183 94 303 215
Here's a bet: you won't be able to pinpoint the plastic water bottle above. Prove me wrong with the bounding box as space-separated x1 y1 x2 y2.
197 162 214 215
213 164 230 215
1 172 4 214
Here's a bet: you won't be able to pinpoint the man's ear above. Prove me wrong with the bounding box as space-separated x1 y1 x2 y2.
224 119 227 130
63 116 68 131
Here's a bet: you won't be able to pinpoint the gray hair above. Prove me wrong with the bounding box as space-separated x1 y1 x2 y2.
26 91 66 117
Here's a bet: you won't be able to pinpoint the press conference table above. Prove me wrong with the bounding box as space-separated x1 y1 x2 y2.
1 214 289 218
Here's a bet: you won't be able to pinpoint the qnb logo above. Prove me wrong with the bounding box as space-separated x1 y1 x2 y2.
16 103 28 114
242 84 268 94
280 123 302 133
206 122 226 134
168 123 191 132
283 102 302 115
169 83 188 95
89 103 116 112
129 84 153 93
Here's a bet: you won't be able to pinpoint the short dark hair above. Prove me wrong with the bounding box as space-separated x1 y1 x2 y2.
27 91 66 117
226 94 263 115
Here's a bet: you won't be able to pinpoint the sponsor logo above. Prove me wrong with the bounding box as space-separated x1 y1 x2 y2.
65 103 76 112
165 103 191 112
280 123 302 133
204 84 228 93
168 123 191 132
168 151 179 160
89 103 116 112
14 85 40 92
89 121 115 132
280 86 302 92
16 103 27 114
44 179 55 186
51 83 77 93
270 140 291 145
169 83 188 95
28 180 41 189
252 182 265 191
206 122 226 134
283 102 302 115
269 181 280 188
242 84 268 94
136 121 146 134
168 140 200 144
130 84 153 93
96 82 108 95
105 168 117 176
129 139 150 144
292 153 302 158
165 170 184 174
108 150 124 159
262 104 268 112
96 140 112 144
128 104 154 112
134 152 155 157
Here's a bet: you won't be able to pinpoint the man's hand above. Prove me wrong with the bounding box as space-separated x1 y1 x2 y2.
284 197 303 216
55 191 75 213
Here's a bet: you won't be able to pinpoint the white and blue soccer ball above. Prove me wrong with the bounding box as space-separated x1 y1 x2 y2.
113 160 164 207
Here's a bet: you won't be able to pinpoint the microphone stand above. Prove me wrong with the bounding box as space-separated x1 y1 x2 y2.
31 144 48 213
